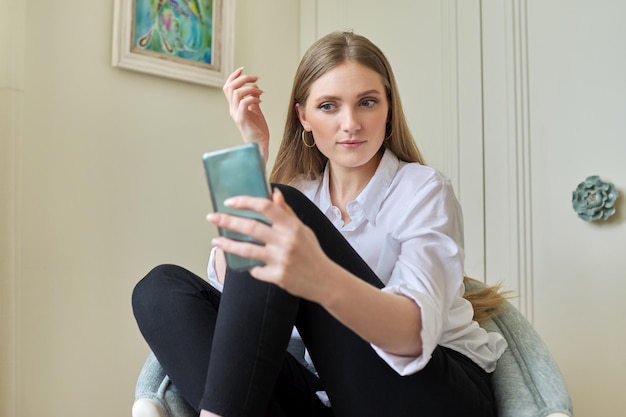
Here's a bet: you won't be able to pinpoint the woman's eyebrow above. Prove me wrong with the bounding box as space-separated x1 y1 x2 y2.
313 89 384 102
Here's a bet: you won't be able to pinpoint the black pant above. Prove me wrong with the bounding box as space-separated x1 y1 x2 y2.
132 184 496 417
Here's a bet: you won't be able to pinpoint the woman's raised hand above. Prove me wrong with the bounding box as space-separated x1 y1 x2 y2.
223 67 270 163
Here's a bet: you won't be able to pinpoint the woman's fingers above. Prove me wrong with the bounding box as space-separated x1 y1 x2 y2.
208 210 271 241
222 66 243 89
206 194 299 256
223 68 260 106
222 194 297 228
223 67 256 94
271 188 296 216
211 233 267 265
228 85 262 117
207 210 279 274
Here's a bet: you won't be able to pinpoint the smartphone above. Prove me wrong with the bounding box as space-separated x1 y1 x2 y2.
202 143 271 271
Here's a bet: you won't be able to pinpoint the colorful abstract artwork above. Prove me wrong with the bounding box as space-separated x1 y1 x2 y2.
132 0 215 67
112 0 233 87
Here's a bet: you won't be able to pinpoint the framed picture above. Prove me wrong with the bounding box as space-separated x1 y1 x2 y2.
112 0 234 87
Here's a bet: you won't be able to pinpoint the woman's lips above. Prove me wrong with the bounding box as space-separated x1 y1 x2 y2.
338 140 366 148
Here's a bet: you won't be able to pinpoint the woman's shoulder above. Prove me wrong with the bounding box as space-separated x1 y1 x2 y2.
289 175 321 200
394 157 452 188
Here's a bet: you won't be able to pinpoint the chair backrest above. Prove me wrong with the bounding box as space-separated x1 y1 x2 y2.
464 279 573 417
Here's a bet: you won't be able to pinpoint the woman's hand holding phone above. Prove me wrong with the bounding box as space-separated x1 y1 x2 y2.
208 188 332 303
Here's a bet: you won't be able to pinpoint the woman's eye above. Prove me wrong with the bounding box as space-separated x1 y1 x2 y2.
361 99 377 108
319 103 335 111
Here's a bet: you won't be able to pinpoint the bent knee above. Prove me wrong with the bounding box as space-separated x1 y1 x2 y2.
132 264 186 315
271 183 314 213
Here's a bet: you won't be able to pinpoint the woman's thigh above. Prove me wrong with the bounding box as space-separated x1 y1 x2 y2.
302 336 495 417
273 351 335 417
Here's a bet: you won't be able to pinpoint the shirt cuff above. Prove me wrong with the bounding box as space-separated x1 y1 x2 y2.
206 247 224 292
369 285 442 376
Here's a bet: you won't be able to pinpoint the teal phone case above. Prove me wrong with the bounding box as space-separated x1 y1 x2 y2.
202 143 271 271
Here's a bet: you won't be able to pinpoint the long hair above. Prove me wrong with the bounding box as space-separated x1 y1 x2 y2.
463 278 510 324
270 31 506 320
270 31 425 184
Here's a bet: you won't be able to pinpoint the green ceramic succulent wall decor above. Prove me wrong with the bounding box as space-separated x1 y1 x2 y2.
572 175 618 221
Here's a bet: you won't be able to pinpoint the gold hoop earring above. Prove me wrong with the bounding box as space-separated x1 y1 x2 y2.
384 129 393 141
301 130 315 148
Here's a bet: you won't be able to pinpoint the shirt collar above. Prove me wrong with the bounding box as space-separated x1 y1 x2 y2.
318 148 399 227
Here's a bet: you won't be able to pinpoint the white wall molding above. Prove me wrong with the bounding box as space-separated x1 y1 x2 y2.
445 0 486 280
482 0 534 320
440 0 461 189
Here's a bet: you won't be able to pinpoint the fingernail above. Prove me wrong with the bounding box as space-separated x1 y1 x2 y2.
223 198 234 207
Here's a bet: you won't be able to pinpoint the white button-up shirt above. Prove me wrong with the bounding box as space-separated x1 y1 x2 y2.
208 148 506 376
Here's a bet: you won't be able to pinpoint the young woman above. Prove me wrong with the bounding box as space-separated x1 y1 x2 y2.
133 31 507 417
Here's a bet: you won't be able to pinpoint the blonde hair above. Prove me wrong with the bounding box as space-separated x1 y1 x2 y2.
270 31 506 320
462 277 509 324
270 31 425 184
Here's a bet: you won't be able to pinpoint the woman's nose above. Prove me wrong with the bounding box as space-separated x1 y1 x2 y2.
341 108 361 133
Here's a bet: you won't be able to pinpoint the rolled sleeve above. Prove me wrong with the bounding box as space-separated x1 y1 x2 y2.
371 284 442 375
369 174 466 375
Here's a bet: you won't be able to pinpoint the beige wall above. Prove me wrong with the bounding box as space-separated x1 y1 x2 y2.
1 1 300 416
1 1 24 415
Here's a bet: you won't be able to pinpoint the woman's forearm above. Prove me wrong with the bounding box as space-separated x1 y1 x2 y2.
315 260 423 357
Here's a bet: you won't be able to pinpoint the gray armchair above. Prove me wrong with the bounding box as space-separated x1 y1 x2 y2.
132 280 573 417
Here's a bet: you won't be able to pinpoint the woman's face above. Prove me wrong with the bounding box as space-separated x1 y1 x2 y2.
297 61 389 174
